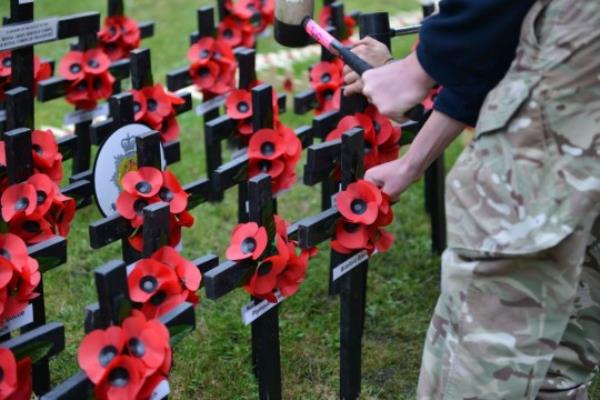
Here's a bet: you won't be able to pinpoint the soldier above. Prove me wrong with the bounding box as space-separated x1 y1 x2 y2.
344 0 600 398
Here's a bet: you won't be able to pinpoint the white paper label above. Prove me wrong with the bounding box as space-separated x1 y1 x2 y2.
332 250 369 282
241 291 285 325
19 0 34 4
0 18 58 51
195 94 227 116
0 110 6 120
64 104 109 125
0 304 34 335
150 379 170 400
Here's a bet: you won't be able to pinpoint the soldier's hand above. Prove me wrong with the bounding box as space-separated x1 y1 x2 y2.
361 52 436 121
343 37 393 96
364 157 418 202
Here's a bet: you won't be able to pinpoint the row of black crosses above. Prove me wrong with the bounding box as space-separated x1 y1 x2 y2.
0 126 69 397
294 4 447 255
0 0 159 205
40 131 218 399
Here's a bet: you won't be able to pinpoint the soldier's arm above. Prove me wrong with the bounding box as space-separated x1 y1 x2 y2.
417 0 536 126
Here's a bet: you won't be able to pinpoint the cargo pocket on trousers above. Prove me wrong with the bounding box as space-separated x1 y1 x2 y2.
474 76 542 139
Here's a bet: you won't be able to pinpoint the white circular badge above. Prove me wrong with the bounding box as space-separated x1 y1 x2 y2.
93 124 166 217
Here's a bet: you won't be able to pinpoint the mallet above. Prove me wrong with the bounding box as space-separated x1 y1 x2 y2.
274 0 424 120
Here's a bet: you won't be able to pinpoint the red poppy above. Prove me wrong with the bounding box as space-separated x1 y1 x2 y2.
225 89 253 120
122 167 163 198
98 15 141 61
83 49 111 75
1 182 37 222
332 220 369 253
283 77 294 92
368 226 395 253
154 112 181 143
7 213 53 245
315 84 341 114
248 158 285 180
217 16 256 49
151 246 201 292
87 71 116 101
31 129 63 183
310 61 343 88
274 215 289 241
33 57 52 93
65 79 97 110
11 356 33 400
94 355 145 400
229 0 261 21
248 129 286 160
326 114 379 169
422 85 442 110
140 279 188 319
131 90 147 121
24 173 56 216
244 235 289 302
128 259 179 304
59 51 85 80
47 192 76 237
0 348 17 398
116 192 156 228
122 310 170 374
139 85 175 126
336 180 382 225
156 171 188 214
77 326 126 384
186 38 215 67
277 243 309 297
226 222 268 261
187 37 237 97
0 234 31 275
259 0 275 27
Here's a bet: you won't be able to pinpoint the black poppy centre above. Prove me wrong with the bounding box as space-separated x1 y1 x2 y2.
159 187 174 202
133 102 142 113
237 101 250 114
69 63 82 74
133 199 149 214
22 220 41 233
108 367 130 388
323 89 334 100
87 58 100 69
199 49 210 60
149 290 167 306
258 160 271 172
37 190 48 205
0 366 4 382
147 98 158 112
15 197 30 211
343 222 361 233
321 73 332 83
258 261 272 276
32 144 43 155
241 237 257 254
140 275 158 293
350 199 367 215
135 181 152 194
128 337 146 358
0 248 11 260
99 345 118 367
223 29 234 39
260 141 275 156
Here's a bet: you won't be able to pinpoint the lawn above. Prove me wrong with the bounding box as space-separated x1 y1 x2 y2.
1 0 598 399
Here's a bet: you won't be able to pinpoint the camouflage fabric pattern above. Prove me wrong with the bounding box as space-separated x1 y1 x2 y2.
417 0 600 398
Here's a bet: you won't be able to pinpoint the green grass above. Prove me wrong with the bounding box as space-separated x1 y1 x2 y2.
1 0 598 398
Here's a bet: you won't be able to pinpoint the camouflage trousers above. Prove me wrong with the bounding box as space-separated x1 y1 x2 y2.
417 0 600 398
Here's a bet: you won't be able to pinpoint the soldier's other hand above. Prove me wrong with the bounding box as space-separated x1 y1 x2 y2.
343 37 393 96
364 157 418 202
361 52 436 121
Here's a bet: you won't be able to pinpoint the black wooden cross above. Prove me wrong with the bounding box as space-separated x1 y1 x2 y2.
204 173 285 400
211 83 312 222
0 122 71 395
41 202 207 399
36 28 133 179
87 126 212 263
295 127 369 399
1 322 65 396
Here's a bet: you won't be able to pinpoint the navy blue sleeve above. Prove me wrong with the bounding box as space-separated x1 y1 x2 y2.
416 0 535 126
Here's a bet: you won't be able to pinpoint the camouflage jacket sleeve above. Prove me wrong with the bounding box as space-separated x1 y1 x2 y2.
416 0 536 126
